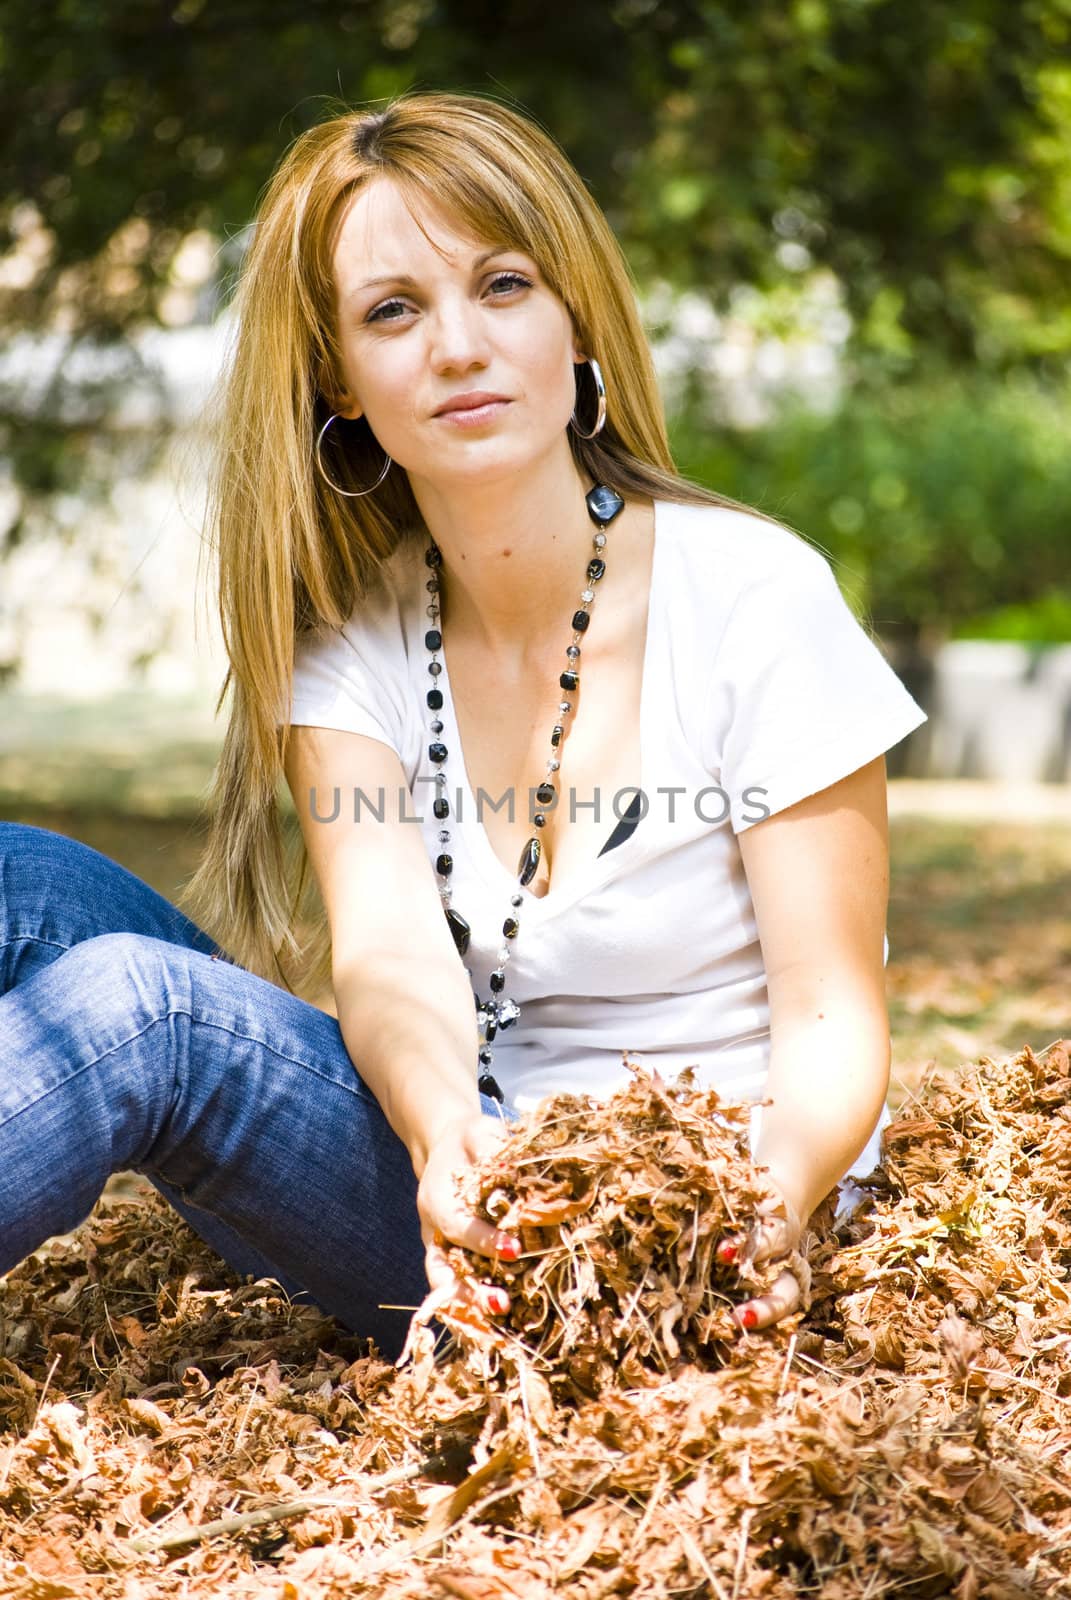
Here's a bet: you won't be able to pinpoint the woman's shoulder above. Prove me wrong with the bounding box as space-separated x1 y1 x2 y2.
655 496 833 591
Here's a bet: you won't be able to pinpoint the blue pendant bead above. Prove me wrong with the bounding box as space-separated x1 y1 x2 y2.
423 482 622 1102
585 484 625 525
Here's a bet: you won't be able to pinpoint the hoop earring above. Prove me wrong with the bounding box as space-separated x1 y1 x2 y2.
314 414 392 497
569 357 607 438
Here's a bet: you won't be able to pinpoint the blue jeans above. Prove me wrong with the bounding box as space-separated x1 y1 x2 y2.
0 822 507 1359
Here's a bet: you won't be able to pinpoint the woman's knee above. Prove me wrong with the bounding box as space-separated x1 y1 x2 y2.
0 822 118 928
72 930 189 1016
0 823 83 991
0 825 218 990
0 819 80 876
11 932 189 1069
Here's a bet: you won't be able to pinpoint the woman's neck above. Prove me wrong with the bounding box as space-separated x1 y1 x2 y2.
407 458 608 666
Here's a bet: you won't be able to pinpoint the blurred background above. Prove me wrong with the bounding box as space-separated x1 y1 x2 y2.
0 0 1068 1094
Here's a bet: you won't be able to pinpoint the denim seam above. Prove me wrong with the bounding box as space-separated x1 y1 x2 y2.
5 933 72 954
0 1008 375 1138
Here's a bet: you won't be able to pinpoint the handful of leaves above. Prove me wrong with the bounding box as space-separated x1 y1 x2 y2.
423 1063 815 1391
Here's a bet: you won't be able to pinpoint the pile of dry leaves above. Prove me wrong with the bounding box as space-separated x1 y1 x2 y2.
1 1041 1070 1598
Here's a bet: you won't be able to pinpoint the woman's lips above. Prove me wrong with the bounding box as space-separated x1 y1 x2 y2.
434 399 511 426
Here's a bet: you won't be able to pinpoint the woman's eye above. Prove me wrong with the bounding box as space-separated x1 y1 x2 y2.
366 298 409 324
366 271 532 324
489 271 532 294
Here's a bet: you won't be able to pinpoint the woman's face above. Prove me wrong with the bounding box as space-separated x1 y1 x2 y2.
330 177 583 489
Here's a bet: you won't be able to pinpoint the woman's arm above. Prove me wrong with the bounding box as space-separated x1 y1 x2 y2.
283 725 520 1306
728 754 893 1327
284 726 483 1164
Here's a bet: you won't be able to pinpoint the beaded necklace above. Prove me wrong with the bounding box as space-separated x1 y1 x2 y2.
421 482 626 1100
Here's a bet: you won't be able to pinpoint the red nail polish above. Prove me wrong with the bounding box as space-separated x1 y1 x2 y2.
718 1240 739 1264
491 1290 510 1314
739 1306 759 1330
495 1235 520 1259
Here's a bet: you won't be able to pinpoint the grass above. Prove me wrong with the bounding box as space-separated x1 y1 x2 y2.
886 816 1071 1101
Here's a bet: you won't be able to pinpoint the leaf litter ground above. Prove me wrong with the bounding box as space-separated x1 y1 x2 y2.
2 1041 1070 1598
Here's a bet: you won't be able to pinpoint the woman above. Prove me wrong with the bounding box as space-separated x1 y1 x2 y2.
0 93 925 1359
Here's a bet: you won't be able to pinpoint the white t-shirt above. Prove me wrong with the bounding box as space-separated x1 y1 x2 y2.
285 498 928 1178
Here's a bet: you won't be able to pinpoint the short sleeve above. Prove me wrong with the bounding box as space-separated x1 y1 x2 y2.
703 535 927 833
281 587 411 764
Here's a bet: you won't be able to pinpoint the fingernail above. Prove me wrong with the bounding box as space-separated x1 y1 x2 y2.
489 1290 510 1314
717 1240 739 1264
494 1233 520 1259
738 1306 759 1330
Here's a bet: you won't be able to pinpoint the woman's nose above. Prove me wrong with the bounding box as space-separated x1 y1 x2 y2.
427 292 493 371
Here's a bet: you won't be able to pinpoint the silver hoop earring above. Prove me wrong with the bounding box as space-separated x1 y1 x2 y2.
569 357 607 438
314 414 392 497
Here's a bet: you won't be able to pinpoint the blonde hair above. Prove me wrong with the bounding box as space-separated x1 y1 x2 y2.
178 90 777 995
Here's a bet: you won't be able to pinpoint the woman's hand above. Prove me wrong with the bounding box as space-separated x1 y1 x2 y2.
715 1185 808 1333
416 1111 521 1322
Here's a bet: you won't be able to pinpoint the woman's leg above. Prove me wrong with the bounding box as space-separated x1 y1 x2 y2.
0 821 318 1295
0 823 485 1356
0 820 227 984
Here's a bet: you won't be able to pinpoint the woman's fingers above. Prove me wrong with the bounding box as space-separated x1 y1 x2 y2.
441 1211 521 1262
416 1114 521 1262
423 1239 511 1317
716 1213 796 1269
420 1199 520 1262
733 1267 801 1332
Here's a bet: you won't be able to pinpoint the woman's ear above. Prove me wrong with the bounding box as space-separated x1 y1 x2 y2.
317 356 363 421
332 389 363 422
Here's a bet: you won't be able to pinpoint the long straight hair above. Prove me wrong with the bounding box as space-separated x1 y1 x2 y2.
177 91 782 995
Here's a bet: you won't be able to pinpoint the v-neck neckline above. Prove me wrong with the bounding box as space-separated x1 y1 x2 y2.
432 497 662 922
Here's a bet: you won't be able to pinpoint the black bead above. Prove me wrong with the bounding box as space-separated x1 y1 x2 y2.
536 782 556 805
533 812 546 827
435 853 453 876
503 917 518 938
424 628 442 650
585 484 625 525
518 836 541 886
429 742 448 763
489 969 505 993
484 1015 498 1041
433 798 450 820
445 908 470 956
425 545 442 567
427 688 443 710
559 670 579 691
572 610 590 632
478 1044 492 1060
551 725 563 747
587 557 606 583
478 1072 504 1102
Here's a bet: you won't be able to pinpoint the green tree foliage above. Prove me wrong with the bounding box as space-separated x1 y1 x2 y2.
673 368 1071 644
1 0 1069 367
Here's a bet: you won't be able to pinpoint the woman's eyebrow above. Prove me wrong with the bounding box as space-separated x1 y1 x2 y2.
350 246 521 299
